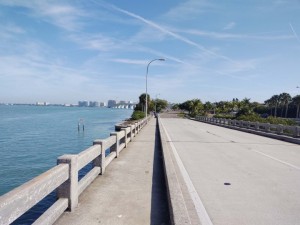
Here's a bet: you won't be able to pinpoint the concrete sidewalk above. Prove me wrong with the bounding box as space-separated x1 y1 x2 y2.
55 119 170 225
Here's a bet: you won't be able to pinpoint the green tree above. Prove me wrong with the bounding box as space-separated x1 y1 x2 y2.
236 98 255 117
279 93 292 118
292 95 300 118
134 93 151 113
203 101 213 114
179 100 192 113
264 98 273 116
155 99 168 113
189 99 203 117
172 104 180 110
131 110 145 120
269 95 280 117
132 93 151 120
179 99 203 117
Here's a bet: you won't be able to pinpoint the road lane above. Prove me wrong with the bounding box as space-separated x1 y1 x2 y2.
160 118 300 225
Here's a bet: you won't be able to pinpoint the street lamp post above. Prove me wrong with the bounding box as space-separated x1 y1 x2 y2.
145 58 165 122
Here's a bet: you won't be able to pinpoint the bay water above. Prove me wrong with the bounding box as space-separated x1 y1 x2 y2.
0 105 133 224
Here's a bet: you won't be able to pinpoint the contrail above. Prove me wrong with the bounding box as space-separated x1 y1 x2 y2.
93 0 237 64
289 23 300 43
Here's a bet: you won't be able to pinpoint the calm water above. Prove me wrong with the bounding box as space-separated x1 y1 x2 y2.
0 105 133 224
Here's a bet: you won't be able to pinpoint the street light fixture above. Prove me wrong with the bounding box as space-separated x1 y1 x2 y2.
145 58 165 122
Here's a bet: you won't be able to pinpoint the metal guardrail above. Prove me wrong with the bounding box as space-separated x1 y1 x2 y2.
0 118 149 225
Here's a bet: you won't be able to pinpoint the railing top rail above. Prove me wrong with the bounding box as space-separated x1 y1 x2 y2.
78 145 101 171
0 164 69 225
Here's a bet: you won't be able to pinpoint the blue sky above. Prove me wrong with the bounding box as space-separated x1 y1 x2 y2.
0 0 300 104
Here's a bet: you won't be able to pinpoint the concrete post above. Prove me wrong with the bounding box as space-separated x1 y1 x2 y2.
121 128 128 148
233 120 236 126
131 124 135 137
277 125 284 134
57 154 78 211
255 122 259 130
294 126 300 137
93 139 106 174
240 121 244 128
135 122 138 134
134 123 137 136
129 125 133 141
110 132 120 158
241 121 244 128
265 123 271 132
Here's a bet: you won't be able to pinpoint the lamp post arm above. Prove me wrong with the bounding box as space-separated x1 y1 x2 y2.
145 58 165 121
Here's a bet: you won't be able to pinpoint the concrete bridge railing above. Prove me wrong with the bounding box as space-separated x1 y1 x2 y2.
0 118 149 225
195 116 300 144
157 117 192 225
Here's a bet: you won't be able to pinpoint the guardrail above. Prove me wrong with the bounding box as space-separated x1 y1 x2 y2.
195 116 300 144
0 118 149 225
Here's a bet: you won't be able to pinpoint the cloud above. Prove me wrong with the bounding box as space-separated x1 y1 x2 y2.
163 0 215 21
98 2 236 64
109 58 148 65
176 28 294 40
0 0 86 31
289 23 300 43
68 33 118 52
223 22 236 30
38 4 86 31
0 23 26 40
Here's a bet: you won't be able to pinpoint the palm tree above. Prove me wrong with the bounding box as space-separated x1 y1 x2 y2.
190 99 203 117
236 98 254 116
270 95 280 117
292 95 300 118
203 101 213 114
279 93 292 118
264 98 273 116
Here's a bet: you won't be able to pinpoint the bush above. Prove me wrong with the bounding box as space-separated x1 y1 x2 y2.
237 114 297 126
213 113 297 126
131 110 145 120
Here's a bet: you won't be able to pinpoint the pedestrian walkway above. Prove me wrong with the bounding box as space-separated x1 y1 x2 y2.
55 119 170 225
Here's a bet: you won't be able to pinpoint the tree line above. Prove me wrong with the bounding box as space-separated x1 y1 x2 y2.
172 92 300 121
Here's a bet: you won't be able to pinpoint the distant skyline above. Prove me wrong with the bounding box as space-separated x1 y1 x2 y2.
0 0 300 104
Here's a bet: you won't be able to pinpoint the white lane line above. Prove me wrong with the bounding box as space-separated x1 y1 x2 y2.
252 150 300 170
160 119 213 225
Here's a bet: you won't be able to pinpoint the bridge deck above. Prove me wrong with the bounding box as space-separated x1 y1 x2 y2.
55 119 170 225
160 117 300 225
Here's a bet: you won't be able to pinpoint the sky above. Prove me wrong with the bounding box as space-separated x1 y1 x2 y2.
0 0 300 104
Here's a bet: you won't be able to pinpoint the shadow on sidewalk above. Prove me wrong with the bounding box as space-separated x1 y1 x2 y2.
150 119 170 225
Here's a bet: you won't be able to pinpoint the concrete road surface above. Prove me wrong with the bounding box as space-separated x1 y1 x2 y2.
160 118 300 225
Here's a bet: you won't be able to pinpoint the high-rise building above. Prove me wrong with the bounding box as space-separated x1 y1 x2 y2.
107 100 117 108
78 101 89 107
119 100 127 104
89 101 99 107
